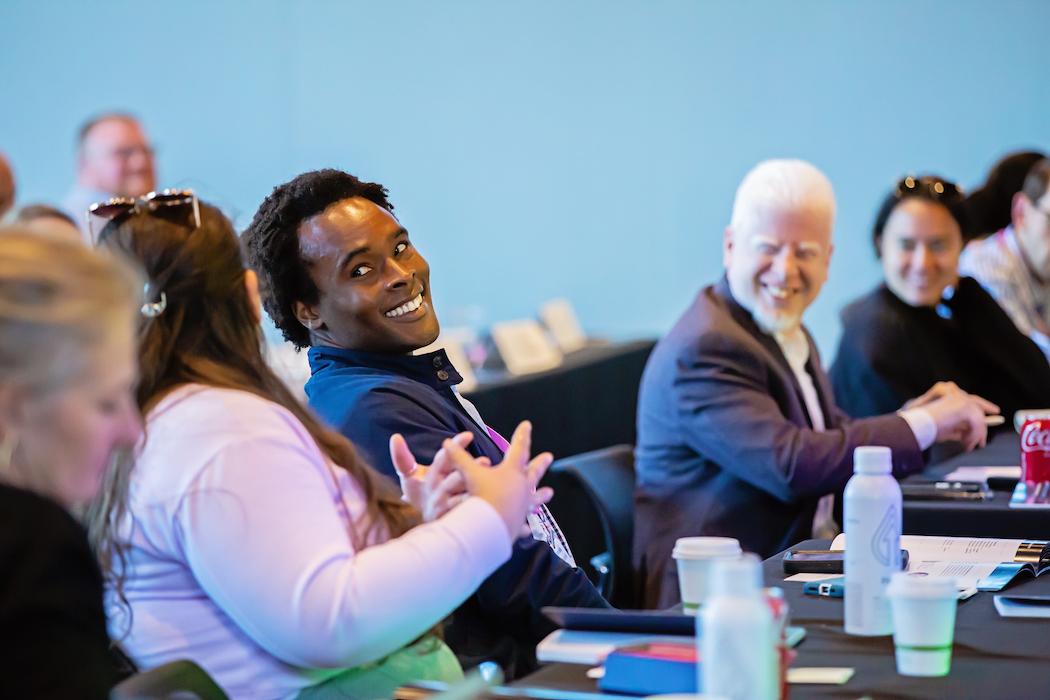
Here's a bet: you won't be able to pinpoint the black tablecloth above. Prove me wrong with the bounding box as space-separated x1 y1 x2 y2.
463 340 655 461
506 540 1050 699
764 540 1050 698
904 431 1050 540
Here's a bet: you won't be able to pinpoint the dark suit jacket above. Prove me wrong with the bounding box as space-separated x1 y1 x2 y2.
305 345 608 679
0 484 117 699
830 278 1050 420
633 280 925 608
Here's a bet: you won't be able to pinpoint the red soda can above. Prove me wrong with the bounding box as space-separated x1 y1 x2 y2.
1020 419 1050 483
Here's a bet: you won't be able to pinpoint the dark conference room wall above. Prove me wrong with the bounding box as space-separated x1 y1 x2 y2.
2 1 1048 356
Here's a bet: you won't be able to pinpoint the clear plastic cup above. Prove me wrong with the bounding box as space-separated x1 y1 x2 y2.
672 537 741 614
887 573 958 677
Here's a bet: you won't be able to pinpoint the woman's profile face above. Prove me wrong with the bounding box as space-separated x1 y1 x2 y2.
11 323 141 508
879 198 963 308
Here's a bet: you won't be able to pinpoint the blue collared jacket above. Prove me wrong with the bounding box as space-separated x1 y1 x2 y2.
305 344 609 678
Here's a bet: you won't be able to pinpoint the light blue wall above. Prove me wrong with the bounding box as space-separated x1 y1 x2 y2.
2 1 1048 357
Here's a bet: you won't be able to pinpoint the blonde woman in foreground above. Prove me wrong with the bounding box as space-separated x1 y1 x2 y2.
0 228 141 698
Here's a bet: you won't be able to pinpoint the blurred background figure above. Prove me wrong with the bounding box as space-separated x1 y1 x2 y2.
831 175 1050 419
961 158 1050 360
0 230 142 698
12 204 83 242
964 150 1047 240
61 113 156 242
0 153 15 221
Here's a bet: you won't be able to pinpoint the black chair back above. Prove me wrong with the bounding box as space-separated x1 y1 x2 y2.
544 444 636 608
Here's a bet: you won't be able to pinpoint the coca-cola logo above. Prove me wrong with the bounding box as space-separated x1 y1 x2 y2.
1021 421 1050 452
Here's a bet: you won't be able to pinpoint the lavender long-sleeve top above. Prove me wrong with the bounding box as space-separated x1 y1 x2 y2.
111 384 511 700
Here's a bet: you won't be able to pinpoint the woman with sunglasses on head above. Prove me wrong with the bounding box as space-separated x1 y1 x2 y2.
90 195 551 700
0 227 142 698
829 175 1050 420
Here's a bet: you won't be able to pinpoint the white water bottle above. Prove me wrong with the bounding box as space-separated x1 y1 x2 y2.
700 553 777 700
844 445 901 636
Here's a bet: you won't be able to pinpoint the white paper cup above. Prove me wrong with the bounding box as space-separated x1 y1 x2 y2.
672 537 741 613
887 573 958 677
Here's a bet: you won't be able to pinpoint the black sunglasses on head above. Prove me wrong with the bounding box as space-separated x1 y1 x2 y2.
87 189 200 244
894 175 963 202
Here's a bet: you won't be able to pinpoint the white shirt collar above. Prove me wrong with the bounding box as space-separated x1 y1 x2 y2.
773 326 810 373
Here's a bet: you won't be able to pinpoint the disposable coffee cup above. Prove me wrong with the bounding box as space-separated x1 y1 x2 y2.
672 537 741 614
887 573 958 677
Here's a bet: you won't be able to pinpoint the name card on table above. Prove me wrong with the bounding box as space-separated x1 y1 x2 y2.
490 319 563 376
539 298 587 353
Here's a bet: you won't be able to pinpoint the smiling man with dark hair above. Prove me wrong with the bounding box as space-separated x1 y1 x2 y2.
244 168 606 678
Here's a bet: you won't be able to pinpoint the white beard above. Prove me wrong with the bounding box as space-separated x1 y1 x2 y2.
752 307 803 335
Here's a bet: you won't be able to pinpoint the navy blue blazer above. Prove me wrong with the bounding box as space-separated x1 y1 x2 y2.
634 279 924 608
305 344 608 678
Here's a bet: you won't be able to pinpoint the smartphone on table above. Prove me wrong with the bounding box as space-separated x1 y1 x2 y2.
783 549 910 575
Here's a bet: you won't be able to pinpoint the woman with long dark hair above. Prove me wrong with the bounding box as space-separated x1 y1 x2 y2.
90 193 549 700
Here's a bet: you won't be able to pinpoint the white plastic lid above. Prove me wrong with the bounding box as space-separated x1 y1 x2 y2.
887 572 958 599
672 536 742 560
854 445 892 474
709 552 762 597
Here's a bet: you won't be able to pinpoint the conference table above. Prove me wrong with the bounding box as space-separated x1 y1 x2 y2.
488 540 1050 699
904 430 1050 540
394 430 1050 699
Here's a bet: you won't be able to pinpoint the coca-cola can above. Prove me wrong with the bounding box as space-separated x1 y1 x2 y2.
1020 419 1050 483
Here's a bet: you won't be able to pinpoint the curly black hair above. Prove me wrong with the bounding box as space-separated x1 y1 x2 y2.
242 169 394 348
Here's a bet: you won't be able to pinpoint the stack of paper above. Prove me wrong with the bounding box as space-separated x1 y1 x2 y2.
826 534 1049 593
942 466 1020 484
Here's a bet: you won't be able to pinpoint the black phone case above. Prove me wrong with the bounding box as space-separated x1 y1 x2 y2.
783 549 910 575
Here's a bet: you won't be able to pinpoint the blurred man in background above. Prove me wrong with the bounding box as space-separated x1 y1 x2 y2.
61 113 155 242
961 158 1050 360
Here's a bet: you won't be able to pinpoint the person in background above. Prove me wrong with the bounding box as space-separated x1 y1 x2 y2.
964 150 1046 240
243 169 607 679
0 229 142 698
0 152 15 220
961 158 1050 360
61 113 156 242
93 195 551 700
13 204 83 241
830 175 1050 420
633 159 999 609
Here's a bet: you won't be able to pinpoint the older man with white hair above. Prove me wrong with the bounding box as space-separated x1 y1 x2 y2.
633 159 999 608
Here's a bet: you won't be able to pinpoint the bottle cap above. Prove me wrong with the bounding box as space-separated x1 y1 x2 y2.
854 445 892 474
709 552 762 597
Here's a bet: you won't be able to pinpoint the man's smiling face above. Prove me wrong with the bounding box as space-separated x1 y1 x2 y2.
294 197 439 354
723 205 833 334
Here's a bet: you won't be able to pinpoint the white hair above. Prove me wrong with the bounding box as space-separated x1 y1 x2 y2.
729 159 836 234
